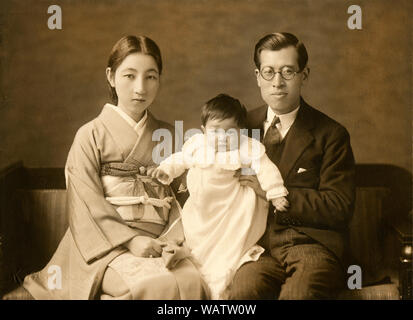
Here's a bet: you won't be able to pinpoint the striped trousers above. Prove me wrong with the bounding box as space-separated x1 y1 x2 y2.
229 225 345 300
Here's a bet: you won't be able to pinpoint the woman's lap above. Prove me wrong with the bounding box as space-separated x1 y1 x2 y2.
100 252 208 300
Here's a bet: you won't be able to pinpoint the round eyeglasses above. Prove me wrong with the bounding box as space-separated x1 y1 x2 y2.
259 66 301 81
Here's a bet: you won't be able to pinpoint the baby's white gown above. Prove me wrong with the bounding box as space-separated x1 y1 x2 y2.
158 133 288 299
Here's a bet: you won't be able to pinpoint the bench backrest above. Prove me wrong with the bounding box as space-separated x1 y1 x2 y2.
0 162 411 295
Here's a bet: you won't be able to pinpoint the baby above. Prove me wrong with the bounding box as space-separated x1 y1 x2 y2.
151 93 289 299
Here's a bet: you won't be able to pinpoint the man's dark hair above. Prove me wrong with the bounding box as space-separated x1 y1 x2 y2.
254 32 308 71
201 94 247 128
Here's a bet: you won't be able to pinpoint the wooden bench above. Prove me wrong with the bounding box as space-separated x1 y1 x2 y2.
0 162 411 299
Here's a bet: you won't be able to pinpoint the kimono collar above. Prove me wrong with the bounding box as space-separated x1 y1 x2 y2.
106 104 148 135
98 104 166 165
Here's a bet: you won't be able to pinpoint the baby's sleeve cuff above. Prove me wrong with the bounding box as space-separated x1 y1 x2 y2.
266 185 289 201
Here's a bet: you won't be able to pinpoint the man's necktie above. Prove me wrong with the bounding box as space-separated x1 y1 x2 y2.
263 116 282 151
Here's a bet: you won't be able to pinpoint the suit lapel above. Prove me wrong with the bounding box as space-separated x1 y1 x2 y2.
277 100 315 180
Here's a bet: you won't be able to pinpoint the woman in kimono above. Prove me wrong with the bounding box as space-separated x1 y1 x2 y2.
4 35 208 300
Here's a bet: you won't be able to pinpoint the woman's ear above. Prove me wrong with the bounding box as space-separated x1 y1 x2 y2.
106 67 115 87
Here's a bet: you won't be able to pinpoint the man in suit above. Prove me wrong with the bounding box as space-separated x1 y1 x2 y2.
230 32 355 299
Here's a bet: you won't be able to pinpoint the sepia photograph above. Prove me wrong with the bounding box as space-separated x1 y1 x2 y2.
0 0 411 309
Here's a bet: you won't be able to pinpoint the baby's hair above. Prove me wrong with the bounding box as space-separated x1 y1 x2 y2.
106 35 162 104
201 94 247 128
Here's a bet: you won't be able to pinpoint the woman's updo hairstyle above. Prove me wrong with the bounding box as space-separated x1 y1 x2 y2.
107 35 163 104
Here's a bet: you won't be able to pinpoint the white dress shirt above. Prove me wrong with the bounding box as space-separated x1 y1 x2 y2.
263 105 300 140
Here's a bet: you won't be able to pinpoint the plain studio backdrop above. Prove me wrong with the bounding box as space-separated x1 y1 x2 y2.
0 0 411 172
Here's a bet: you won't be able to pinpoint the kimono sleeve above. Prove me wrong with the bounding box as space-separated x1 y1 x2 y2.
65 123 138 263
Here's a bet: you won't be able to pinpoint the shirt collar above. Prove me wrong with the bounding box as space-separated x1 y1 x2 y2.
266 105 300 129
106 104 148 133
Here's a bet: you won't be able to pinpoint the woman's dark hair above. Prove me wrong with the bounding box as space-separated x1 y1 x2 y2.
254 32 308 71
201 93 247 128
107 35 162 104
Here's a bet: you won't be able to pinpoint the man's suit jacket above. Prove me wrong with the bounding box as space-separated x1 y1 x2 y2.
247 98 355 262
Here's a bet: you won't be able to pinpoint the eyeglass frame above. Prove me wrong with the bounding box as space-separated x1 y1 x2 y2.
258 65 303 81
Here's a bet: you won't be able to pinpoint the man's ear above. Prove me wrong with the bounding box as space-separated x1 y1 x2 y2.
255 69 261 87
302 67 310 82
106 67 115 87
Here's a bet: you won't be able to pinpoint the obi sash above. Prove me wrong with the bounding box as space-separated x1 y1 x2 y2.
100 162 187 269
101 162 173 236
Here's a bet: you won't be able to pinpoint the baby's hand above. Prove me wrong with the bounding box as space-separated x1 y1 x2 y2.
271 197 290 212
150 167 170 184
145 165 157 176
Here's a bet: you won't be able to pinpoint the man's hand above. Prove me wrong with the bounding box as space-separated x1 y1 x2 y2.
125 236 163 258
235 170 266 200
271 197 290 212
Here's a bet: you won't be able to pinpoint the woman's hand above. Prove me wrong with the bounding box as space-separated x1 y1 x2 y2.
235 170 266 200
125 236 163 258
